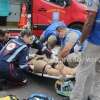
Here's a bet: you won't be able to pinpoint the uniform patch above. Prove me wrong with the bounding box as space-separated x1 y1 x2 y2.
86 0 93 7
26 56 28 60
6 43 16 51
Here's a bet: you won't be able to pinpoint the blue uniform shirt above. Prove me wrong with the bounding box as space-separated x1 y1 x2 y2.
42 21 66 41
0 37 29 70
60 28 82 48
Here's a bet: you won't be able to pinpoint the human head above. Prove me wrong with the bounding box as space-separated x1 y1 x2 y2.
47 35 57 49
56 26 67 38
20 29 33 44
0 30 5 41
4 30 11 41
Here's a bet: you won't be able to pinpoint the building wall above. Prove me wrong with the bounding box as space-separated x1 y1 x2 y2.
0 0 9 16
9 0 22 4
7 0 22 22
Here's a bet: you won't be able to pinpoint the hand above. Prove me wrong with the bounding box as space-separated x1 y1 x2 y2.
56 61 64 71
42 46 52 58
29 65 34 71
58 54 64 62
42 45 47 52
51 54 59 63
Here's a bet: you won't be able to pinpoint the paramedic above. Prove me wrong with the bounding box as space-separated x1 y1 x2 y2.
40 21 66 43
56 26 82 60
0 29 34 85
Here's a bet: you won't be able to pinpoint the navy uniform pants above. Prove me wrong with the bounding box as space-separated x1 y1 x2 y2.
0 61 27 85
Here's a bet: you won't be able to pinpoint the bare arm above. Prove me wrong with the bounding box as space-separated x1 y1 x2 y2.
59 32 78 59
80 11 97 44
59 42 73 59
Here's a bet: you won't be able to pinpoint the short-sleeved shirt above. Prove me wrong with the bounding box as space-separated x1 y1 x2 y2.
86 0 99 12
87 0 100 45
40 21 66 42
60 28 82 48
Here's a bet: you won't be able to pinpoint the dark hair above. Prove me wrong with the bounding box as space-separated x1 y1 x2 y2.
0 30 5 37
56 25 66 31
20 29 33 37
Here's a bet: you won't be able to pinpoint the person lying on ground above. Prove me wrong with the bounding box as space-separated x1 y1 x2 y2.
28 54 76 77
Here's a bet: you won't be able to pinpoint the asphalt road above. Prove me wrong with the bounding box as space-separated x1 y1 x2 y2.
0 74 65 100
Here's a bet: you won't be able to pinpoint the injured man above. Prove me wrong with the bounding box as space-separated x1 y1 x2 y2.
28 54 76 77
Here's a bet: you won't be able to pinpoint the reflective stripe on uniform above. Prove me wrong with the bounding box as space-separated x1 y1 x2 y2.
19 64 28 69
11 39 24 45
6 45 27 62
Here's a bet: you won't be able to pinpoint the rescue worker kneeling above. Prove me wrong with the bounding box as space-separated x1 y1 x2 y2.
0 29 34 86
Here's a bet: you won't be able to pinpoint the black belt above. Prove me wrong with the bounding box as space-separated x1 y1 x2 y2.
42 64 48 77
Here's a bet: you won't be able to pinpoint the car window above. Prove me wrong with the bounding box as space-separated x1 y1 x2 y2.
44 0 70 7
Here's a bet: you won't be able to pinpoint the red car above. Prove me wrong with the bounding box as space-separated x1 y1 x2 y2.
20 0 87 36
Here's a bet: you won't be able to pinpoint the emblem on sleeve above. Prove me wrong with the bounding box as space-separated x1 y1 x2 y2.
6 43 16 51
86 0 93 6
